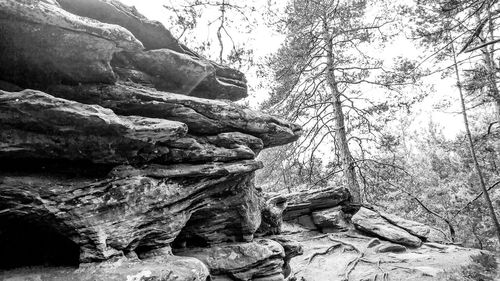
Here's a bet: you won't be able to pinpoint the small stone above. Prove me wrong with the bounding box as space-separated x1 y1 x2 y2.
312 206 348 233
376 244 407 253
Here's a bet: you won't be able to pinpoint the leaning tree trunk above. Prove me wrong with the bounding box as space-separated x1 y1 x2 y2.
451 39 500 246
484 6 500 125
323 20 361 203
481 11 500 167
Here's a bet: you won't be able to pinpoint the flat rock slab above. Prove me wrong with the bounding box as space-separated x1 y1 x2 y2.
0 256 209 281
352 207 422 247
286 231 494 281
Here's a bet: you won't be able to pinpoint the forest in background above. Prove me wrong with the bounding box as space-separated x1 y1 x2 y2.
141 0 500 250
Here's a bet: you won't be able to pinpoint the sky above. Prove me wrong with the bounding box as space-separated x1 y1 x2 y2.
118 0 470 140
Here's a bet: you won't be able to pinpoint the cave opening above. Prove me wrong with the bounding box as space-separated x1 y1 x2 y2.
0 217 80 270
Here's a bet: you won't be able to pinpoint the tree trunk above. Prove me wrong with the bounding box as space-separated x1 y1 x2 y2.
477 11 500 170
323 20 361 203
451 39 500 246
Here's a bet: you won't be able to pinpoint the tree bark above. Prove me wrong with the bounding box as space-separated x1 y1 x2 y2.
451 39 500 246
323 19 361 203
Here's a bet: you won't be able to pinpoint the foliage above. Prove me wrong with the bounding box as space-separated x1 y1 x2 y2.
441 252 498 281
162 0 258 68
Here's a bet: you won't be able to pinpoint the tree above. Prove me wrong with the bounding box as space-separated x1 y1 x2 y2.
393 0 500 247
162 0 258 69
262 0 401 202
450 37 500 245
411 0 500 125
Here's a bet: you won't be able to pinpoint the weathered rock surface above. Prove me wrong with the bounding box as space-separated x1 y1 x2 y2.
56 0 183 52
0 0 142 88
0 256 209 281
280 186 351 221
47 83 300 147
0 89 186 164
352 207 422 247
287 230 494 281
176 239 286 281
257 196 288 236
311 206 349 233
113 50 248 100
0 161 265 262
375 243 407 253
0 0 247 101
0 0 301 279
378 211 431 239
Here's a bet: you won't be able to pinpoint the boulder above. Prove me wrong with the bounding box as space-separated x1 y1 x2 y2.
55 0 249 101
352 207 422 247
56 0 183 52
175 239 286 281
0 0 142 88
282 187 351 220
378 211 431 239
113 50 248 101
311 206 349 233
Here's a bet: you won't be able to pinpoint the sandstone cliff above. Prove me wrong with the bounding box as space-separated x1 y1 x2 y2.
0 1 301 280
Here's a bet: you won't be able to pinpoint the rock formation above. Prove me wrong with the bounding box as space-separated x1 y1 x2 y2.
0 0 301 280
271 186 498 280
0 1 496 281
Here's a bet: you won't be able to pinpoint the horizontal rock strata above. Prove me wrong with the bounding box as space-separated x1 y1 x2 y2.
0 0 303 279
47 83 300 147
280 186 351 221
0 0 142 88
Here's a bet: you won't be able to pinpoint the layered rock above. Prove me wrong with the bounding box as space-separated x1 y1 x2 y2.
0 0 301 279
352 207 423 247
0 0 248 101
0 0 142 88
56 0 183 51
176 239 287 280
280 186 351 221
269 188 497 280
